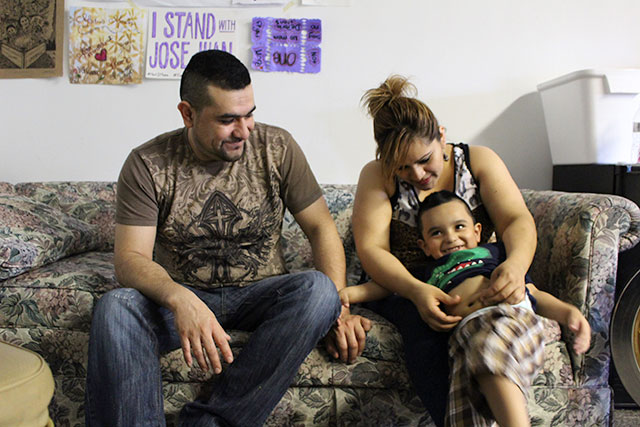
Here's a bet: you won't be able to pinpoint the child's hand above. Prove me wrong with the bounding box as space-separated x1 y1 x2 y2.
338 288 351 309
567 308 591 354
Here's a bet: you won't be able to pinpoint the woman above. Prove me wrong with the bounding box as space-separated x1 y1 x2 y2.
353 75 537 426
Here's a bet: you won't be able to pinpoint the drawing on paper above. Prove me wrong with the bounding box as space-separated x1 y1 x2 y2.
69 7 145 84
0 0 64 78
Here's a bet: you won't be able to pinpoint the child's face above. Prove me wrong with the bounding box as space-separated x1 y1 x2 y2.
417 200 482 259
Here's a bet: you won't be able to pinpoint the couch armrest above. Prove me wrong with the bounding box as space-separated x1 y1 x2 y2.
521 189 640 386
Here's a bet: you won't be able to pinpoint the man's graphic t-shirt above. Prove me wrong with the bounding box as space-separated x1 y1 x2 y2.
116 123 322 289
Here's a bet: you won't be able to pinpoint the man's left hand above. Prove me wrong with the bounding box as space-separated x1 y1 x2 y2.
325 306 372 363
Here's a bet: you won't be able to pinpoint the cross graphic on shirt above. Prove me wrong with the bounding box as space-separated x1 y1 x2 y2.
210 208 226 230
195 191 242 237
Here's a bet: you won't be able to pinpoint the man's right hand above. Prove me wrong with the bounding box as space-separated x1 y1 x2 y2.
172 289 234 374
409 284 462 331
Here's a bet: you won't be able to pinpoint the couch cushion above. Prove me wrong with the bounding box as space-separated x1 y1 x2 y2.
0 251 117 379
0 195 102 280
0 252 117 330
14 182 116 251
0 183 14 195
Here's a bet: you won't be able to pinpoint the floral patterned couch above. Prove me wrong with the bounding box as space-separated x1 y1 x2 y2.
1 181 639 427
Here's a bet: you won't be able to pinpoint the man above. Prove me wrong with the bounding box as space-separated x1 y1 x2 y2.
85 50 371 426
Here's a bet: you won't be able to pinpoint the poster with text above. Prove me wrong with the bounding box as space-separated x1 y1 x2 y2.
68 7 145 84
146 8 237 79
251 17 321 74
0 0 64 78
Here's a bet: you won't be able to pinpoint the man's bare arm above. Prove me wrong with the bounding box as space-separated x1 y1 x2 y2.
293 198 372 363
114 224 233 373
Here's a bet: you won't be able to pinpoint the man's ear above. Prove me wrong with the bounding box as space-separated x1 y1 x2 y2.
177 101 195 128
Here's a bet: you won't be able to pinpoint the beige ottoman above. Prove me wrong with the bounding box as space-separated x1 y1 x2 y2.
0 341 54 427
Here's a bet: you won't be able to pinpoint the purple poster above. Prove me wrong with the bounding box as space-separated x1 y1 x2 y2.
251 17 321 74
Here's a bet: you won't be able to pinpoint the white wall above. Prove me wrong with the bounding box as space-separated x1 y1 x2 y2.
2 0 640 189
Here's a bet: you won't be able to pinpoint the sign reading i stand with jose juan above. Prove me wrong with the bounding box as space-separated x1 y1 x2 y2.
146 8 238 79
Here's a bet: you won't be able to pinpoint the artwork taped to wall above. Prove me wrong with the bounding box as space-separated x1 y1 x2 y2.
251 17 321 73
146 8 237 79
69 7 145 84
0 0 64 78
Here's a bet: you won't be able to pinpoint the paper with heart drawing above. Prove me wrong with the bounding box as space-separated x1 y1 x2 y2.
68 7 145 84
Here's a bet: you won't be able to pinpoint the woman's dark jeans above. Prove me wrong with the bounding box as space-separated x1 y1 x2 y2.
365 295 451 427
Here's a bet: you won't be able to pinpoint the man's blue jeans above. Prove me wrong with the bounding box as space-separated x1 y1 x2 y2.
85 271 340 427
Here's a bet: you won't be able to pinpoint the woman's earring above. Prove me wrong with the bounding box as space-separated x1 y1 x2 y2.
443 153 450 162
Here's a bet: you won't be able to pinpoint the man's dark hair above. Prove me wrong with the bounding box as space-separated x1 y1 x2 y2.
417 190 475 235
180 50 251 111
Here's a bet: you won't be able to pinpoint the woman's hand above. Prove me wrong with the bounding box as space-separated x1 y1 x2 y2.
409 284 462 331
483 258 527 306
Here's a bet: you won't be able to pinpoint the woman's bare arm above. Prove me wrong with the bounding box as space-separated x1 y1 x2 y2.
470 146 537 305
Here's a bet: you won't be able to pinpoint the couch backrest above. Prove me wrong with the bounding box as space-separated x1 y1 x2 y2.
14 181 117 251
6 181 364 283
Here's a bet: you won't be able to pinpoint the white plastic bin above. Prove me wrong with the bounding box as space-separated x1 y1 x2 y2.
537 69 640 165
